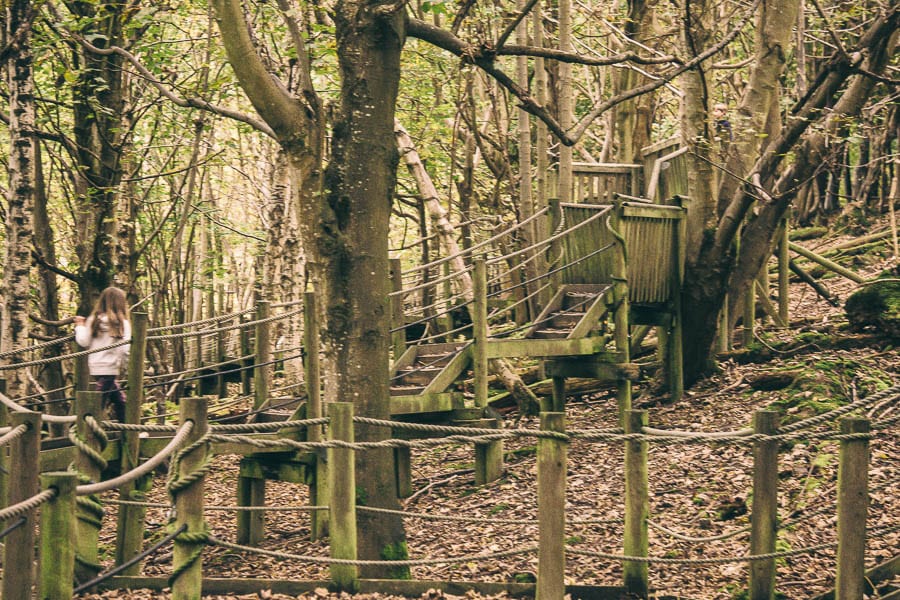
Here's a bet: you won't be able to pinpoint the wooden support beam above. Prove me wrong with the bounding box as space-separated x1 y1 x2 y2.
836 418 870 600
623 410 649 598
537 412 566 600
39 472 78 600
254 300 271 411
2 411 40 600
749 411 779 600
328 402 358 591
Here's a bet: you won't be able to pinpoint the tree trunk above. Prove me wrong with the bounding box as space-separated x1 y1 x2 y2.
2 0 36 396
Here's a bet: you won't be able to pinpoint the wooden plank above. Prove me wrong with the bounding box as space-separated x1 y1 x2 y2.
486 337 597 358
620 202 684 220
99 577 631 599
573 162 642 174
423 344 472 394
545 357 639 382
390 393 463 415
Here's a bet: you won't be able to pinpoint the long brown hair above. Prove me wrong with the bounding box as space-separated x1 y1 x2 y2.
90 287 129 338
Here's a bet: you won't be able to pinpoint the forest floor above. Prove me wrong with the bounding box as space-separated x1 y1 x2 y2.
79 224 898 600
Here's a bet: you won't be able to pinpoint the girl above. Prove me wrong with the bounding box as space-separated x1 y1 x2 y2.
75 286 131 422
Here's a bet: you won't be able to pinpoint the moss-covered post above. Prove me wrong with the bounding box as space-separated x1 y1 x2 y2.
668 196 687 401
623 409 649 598
328 402 358 591
749 410 779 600
611 201 632 425
216 314 227 398
2 410 40 600
254 300 271 412
474 417 503 485
547 199 563 295
73 390 106 582
537 412 566 600
835 418 870 600
473 258 489 408
390 258 406 362
116 311 149 573
38 472 77 600
304 288 328 539
236 460 266 545
171 396 209 600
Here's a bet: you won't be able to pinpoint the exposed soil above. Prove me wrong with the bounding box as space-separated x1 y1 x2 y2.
77 229 898 600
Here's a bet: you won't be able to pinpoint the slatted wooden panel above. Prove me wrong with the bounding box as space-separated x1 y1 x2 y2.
640 137 681 191
619 203 684 303
656 150 690 204
572 163 642 203
558 203 617 284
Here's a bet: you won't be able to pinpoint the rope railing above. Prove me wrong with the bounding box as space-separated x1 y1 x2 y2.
0 391 76 423
0 489 57 522
75 421 194 496
0 423 29 447
146 307 255 333
0 333 75 360
142 352 257 381
0 516 27 540
401 207 549 277
208 535 538 567
776 383 900 434
144 350 303 391
0 338 131 371
72 523 188 595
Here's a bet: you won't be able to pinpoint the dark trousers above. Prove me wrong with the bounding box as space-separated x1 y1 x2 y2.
95 375 126 422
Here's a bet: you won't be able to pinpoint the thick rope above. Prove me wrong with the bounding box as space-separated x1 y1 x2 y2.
777 384 900 433
77 421 194 496
0 333 75 359
0 489 57 522
208 536 538 566
0 391 76 423
0 423 28 447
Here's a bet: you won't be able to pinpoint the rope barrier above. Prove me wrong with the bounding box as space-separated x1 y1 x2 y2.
0 489 57 522
147 308 302 343
0 391 76 423
647 519 751 543
209 417 329 433
76 421 194 496
0 338 131 371
0 333 74 359
351 416 570 440
777 384 900 433
566 541 838 565
0 516 27 540
146 307 255 333
208 536 538 566
72 523 188 595
0 423 29 447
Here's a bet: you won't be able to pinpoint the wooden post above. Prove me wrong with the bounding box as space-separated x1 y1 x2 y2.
778 212 790 325
537 412 566 600
172 396 209 600
254 300 271 411
743 281 755 347
216 314 227 398
390 258 406 362
394 447 413 498
73 390 105 582
38 472 78 600
749 410 779 600
236 460 266 545
2 410 40 600
550 376 566 413
240 313 252 396
623 410 649 598
547 199 563 295
668 196 686 401
0 379 7 508
611 201 632 425
116 311 148 573
473 259 489 408
474 418 503 485
328 402 358 590
718 299 732 352
835 418 870 600
304 289 328 539
75 345 91 393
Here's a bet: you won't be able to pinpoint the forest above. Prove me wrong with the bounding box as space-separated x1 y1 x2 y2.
0 0 898 598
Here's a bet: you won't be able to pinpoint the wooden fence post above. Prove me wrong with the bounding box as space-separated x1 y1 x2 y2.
254 300 271 412
547 199 563 295
749 410 779 600
240 312 252 396
624 409 649 598
39 472 78 600
328 402 358 591
73 390 106 583
2 410 41 600
236 460 266 545
474 417 503 485
116 311 149 573
390 258 406 362
171 396 209 600
836 418 870 600
611 201 632 425
216 313 227 397
75 345 91 393
537 412 566 600
304 289 329 539
473 258 489 409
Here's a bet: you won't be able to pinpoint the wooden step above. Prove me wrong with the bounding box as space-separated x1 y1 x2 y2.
414 353 457 368
550 311 587 328
395 366 443 386
562 291 599 310
533 328 571 339
390 384 427 396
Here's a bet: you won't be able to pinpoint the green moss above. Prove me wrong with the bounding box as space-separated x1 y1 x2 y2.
489 503 510 515
789 226 828 241
355 486 368 506
380 540 411 579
